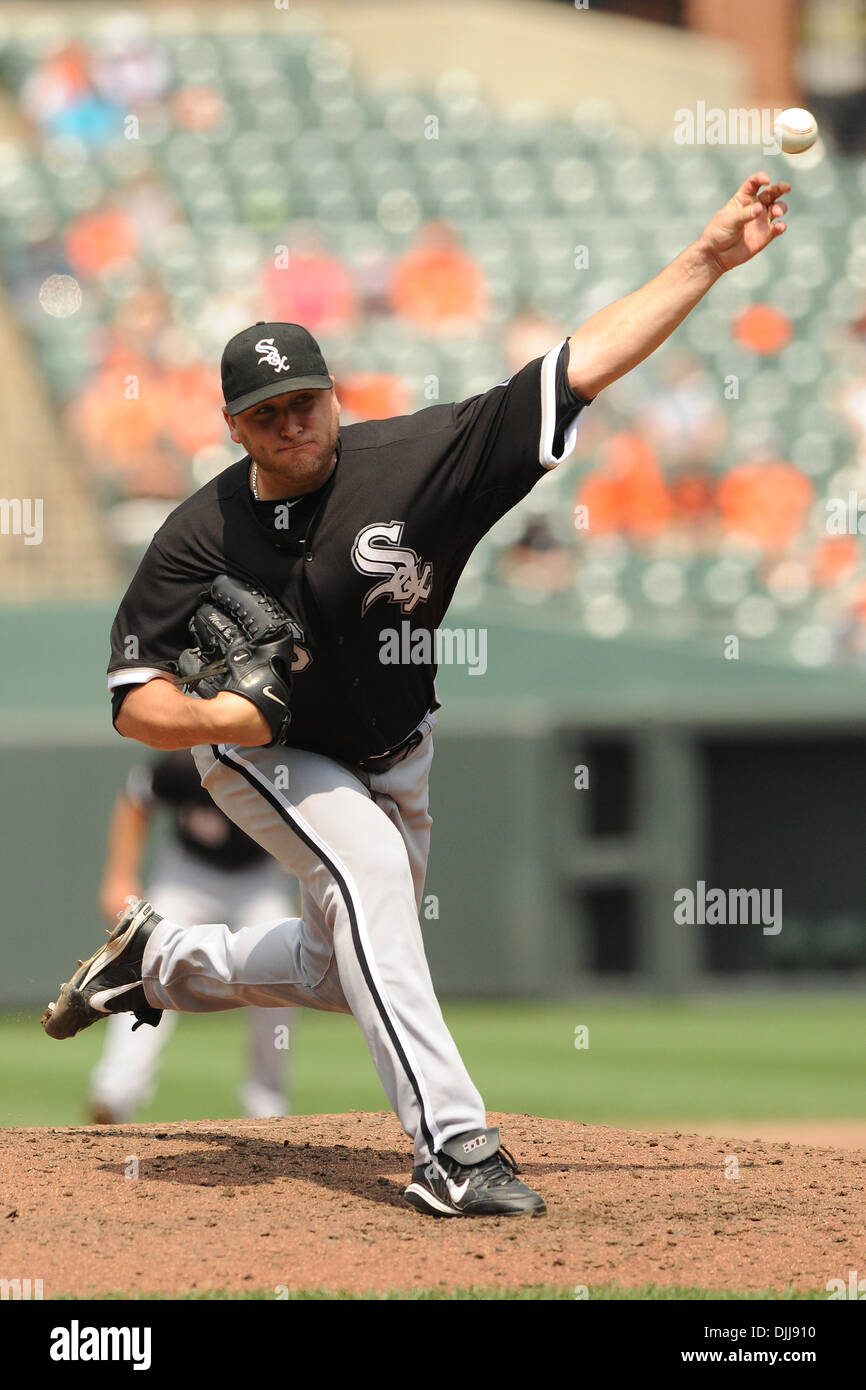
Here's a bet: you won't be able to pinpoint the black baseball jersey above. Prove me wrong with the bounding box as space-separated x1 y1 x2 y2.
127 750 268 869
108 341 591 765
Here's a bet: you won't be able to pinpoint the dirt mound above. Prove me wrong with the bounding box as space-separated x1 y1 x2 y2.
651 1119 866 1152
2 1111 864 1297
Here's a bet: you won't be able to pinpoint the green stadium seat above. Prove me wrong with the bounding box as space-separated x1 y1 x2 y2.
311 188 360 222
703 557 751 608
323 101 368 146
778 339 824 387
549 156 597 209
184 187 238 231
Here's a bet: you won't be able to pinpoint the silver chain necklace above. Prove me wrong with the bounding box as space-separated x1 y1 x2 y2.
252 449 338 501
250 462 305 507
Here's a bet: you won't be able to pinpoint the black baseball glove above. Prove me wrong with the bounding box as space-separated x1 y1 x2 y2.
176 574 296 745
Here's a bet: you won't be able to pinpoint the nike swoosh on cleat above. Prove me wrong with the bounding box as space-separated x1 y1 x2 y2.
88 981 145 1013
404 1183 459 1216
446 1177 470 1203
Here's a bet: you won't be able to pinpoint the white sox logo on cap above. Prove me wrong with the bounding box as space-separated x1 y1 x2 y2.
222 322 330 414
256 338 291 374
351 521 433 615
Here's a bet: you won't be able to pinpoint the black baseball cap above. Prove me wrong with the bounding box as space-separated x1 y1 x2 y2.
221 321 332 415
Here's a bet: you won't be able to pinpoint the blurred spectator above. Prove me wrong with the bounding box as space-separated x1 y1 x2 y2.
834 340 866 445
631 351 724 544
21 43 90 125
72 350 162 464
811 534 860 588
830 552 866 661
848 302 866 341
89 19 172 107
732 303 793 355
117 174 183 246
69 348 194 498
163 362 226 457
64 200 138 279
503 308 569 375
574 431 672 542
336 372 411 422
172 85 227 132
112 283 171 347
390 221 487 333
669 463 718 536
22 42 121 145
717 458 814 551
839 380 866 446
498 512 572 593
637 350 727 470
352 242 394 319
263 225 356 333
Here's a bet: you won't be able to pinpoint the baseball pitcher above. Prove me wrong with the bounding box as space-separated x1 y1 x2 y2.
43 174 790 1216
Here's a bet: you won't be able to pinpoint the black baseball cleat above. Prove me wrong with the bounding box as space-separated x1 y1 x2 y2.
41 898 164 1040
404 1127 546 1217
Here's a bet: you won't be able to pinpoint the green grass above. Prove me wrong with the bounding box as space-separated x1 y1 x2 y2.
49 1283 829 1301
3 994 865 1129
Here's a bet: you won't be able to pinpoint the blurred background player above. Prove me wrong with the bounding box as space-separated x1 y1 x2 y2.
88 749 298 1124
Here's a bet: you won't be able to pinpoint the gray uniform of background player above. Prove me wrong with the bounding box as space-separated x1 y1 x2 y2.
89 750 297 1122
108 335 587 1165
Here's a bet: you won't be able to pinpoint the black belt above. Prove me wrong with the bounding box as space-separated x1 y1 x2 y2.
356 726 426 774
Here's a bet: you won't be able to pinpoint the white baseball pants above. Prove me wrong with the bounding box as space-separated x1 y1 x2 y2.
139 716 487 1163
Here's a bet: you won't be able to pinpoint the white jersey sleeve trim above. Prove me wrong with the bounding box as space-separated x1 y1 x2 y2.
538 339 581 469
107 667 170 692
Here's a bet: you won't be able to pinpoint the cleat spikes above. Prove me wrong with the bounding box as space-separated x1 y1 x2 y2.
41 899 163 1040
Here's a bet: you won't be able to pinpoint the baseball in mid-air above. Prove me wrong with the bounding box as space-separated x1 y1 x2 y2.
774 107 819 155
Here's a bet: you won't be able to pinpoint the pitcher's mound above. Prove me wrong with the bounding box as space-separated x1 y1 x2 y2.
2 1111 863 1297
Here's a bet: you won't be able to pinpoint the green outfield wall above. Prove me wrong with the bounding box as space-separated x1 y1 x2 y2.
2 603 866 1006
